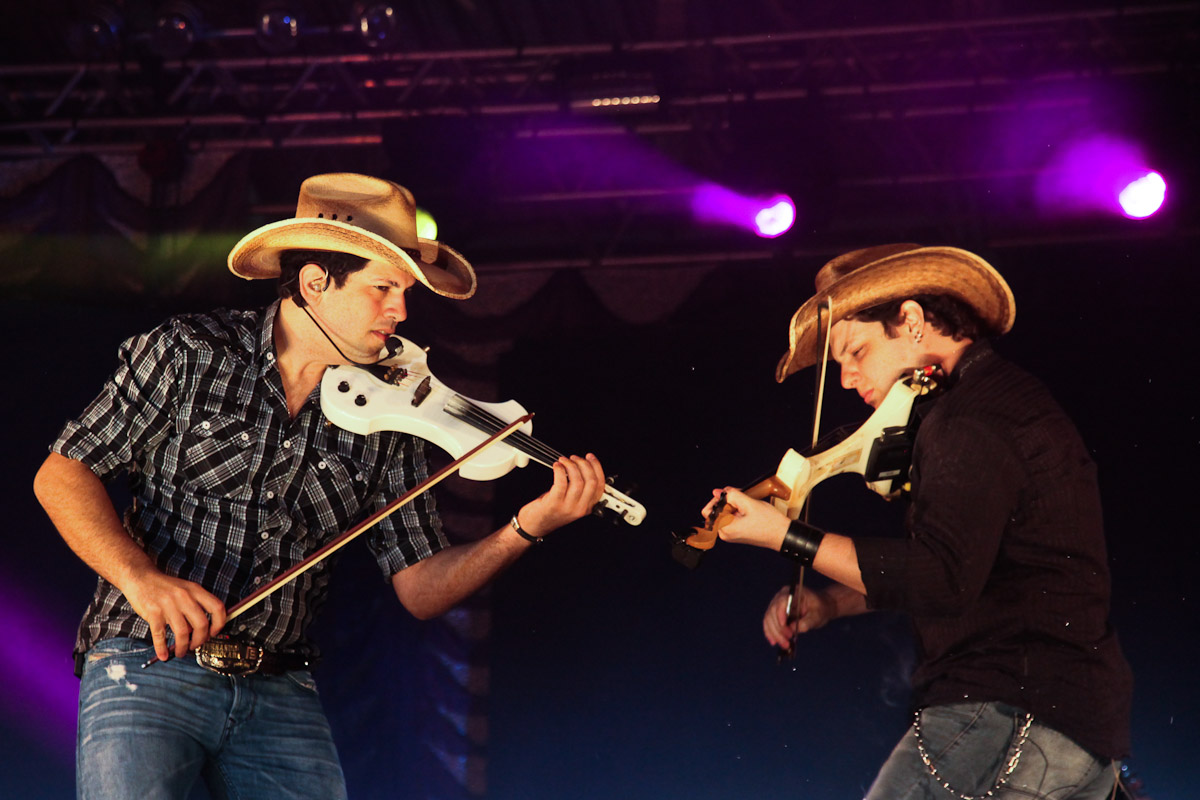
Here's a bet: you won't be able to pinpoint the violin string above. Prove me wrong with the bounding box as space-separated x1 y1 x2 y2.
383 375 611 497
454 405 561 466
444 395 562 466
387 369 568 469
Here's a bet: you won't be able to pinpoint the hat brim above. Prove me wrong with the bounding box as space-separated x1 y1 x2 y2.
227 218 476 299
775 246 1015 381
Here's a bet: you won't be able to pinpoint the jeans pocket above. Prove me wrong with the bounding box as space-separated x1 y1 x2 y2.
283 669 319 694
86 637 156 665
915 702 1016 794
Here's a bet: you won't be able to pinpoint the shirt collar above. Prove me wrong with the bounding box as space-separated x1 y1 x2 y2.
945 338 994 388
256 299 282 375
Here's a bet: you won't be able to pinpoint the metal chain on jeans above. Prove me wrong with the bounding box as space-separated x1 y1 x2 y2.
912 707 1035 800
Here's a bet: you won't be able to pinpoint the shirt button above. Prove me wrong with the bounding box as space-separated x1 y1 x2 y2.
201 421 211 430
260 532 269 540
355 472 364 482
254 576 263 584
283 440 292 449
241 432 250 442
238 624 247 632
267 352 275 361
318 460 327 469
266 490 275 499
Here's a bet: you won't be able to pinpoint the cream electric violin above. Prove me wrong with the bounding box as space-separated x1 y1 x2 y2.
675 365 941 564
320 335 646 526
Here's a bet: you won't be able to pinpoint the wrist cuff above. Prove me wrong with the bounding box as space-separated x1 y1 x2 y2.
780 519 824 566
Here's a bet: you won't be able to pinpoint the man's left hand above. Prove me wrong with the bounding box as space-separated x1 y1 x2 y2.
700 487 790 551
513 454 606 539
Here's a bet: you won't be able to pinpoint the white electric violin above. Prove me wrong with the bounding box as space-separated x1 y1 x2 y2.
320 335 646 526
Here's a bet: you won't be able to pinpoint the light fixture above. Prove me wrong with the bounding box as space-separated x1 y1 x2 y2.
354 3 400 50
66 3 125 61
415 207 437 240
1035 134 1169 221
692 183 797 239
256 2 302 55
149 1 203 60
588 94 661 109
1118 170 1167 219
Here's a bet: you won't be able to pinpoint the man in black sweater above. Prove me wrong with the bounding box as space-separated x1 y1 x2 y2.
705 244 1132 799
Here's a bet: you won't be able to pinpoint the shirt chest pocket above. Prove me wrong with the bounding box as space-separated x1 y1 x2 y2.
297 430 391 529
298 448 369 529
179 413 257 499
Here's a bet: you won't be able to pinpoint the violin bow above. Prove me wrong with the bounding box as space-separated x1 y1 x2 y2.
226 411 534 622
143 411 533 668
778 297 834 662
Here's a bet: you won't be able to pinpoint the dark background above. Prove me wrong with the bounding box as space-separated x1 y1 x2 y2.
2 2 1197 798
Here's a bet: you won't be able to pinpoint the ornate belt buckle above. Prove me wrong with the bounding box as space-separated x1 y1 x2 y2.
195 637 264 676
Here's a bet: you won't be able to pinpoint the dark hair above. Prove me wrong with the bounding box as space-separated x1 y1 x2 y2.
849 294 989 341
277 249 370 305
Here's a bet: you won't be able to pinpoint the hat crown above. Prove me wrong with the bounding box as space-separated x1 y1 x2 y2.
815 243 922 294
296 173 420 251
226 171 477 298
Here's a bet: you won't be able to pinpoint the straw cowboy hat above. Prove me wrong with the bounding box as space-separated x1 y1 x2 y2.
775 244 1016 382
228 172 477 299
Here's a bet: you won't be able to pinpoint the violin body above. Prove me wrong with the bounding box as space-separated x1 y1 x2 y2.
320 335 646 526
323 360 532 482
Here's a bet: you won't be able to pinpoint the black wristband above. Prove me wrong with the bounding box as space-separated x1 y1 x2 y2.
780 519 824 566
510 513 543 544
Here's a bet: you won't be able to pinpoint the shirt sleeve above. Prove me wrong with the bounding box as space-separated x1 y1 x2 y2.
855 409 1026 615
50 321 179 481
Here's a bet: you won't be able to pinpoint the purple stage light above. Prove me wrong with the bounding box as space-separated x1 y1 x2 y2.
754 195 796 238
0 572 80 759
1036 134 1166 220
1118 171 1167 219
692 184 795 238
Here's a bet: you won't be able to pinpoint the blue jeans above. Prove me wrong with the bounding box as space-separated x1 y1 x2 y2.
865 701 1119 800
77 638 347 800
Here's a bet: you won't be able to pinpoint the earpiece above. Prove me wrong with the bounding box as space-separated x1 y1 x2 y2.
296 265 331 309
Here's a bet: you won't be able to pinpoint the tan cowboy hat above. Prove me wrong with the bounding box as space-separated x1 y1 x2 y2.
775 244 1016 381
227 172 476 299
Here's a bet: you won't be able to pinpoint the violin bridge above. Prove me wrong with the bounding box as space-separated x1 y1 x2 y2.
382 366 409 385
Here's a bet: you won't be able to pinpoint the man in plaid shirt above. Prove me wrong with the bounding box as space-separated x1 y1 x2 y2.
34 173 607 799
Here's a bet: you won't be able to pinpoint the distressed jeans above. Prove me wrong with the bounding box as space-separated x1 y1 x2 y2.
77 637 347 800
865 701 1119 800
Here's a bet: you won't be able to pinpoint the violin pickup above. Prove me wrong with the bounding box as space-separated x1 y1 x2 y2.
411 376 432 407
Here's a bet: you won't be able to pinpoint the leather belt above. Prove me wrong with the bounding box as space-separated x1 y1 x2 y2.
194 637 311 676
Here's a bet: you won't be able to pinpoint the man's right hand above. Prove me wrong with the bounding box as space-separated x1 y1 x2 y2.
762 584 835 650
123 570 227 662
34 453 229 664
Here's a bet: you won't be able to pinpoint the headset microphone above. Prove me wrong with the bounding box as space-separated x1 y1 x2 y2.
300 304 404 367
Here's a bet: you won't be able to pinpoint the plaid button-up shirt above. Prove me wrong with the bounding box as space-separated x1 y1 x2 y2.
52 301 446 657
